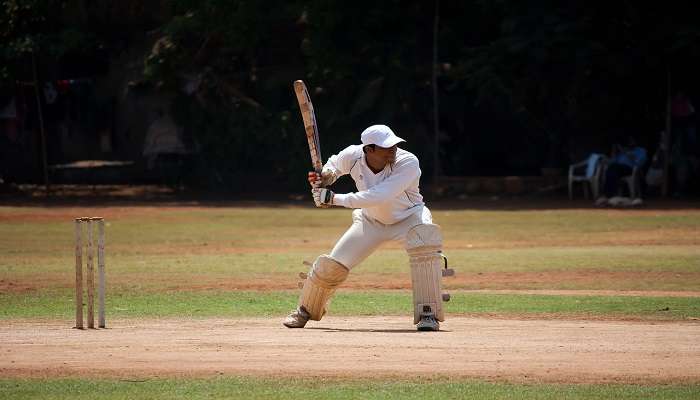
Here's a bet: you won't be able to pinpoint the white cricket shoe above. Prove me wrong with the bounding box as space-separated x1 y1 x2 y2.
416 315 440 331
283 307 310 328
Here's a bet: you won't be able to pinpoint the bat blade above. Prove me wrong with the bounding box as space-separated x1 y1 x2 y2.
294 80 323 173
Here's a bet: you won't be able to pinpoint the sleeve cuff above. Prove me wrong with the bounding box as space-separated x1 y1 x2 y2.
333 193 349 207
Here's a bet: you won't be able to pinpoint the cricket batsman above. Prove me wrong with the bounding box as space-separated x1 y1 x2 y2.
283 124 449 331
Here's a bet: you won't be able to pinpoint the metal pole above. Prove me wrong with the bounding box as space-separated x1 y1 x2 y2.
431 0 441 185
31 52 50 193
663 68 672 197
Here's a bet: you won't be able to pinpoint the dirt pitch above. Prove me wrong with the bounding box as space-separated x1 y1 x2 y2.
2 316 699 384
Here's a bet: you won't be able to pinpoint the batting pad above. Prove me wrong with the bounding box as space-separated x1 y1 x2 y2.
298 255 349 321
406 224 445 324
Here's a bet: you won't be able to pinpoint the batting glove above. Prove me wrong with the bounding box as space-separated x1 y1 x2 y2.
308 169 337 188
311 187 334 208
307 171 322 188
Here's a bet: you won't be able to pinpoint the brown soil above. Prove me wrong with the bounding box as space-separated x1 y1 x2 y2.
1 317 699 384
161 269 700 291
457 289 700 297
0 271 697 296
4 269 699 294
0 205 227 223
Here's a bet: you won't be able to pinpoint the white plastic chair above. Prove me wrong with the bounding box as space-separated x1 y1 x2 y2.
568 155 606 200
618 166 641 198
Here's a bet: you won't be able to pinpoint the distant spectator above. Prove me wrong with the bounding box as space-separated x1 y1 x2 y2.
595 136 647 206
142 109 188 170
645 131 666 189
670 91 698 196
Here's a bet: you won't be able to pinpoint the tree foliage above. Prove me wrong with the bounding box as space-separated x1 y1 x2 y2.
451 2 700 165
1 1 97 81
146 0 700 184
3 1 699 187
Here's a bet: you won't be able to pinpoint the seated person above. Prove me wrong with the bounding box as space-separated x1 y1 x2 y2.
596 136 647 205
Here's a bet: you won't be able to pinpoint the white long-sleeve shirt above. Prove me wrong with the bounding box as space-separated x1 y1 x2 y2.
324 145 424 224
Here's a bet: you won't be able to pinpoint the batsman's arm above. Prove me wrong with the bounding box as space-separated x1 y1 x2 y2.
333 157 419 208
306 148 355 188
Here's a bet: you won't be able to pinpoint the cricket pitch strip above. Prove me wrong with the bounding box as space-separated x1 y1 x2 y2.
1 316 699 384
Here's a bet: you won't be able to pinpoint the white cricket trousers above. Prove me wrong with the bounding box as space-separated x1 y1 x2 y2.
329 206 433 270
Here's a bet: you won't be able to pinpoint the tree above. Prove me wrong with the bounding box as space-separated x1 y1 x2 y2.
450 1 700 170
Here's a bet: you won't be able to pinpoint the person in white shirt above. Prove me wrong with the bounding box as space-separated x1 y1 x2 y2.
283 125 449 331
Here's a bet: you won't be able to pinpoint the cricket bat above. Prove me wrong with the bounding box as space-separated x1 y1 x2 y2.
293 80 323 173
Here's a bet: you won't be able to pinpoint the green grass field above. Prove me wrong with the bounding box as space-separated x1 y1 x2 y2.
2 377 699 400
1 203 699 398
2 289 699 320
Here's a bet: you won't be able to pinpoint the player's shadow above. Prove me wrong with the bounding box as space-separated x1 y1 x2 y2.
307 327 449 333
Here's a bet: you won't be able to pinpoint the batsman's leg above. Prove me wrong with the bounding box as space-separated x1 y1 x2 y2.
283 255 348 328
406 223 446 331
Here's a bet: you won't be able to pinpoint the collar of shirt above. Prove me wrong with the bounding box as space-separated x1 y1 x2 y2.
360 157 391 181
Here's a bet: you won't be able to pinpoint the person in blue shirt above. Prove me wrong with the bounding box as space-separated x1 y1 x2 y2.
596 136 647 206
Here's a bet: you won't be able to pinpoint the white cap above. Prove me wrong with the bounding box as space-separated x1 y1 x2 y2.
360 125 405 148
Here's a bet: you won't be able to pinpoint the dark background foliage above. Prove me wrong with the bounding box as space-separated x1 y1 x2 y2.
1 0 699 191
